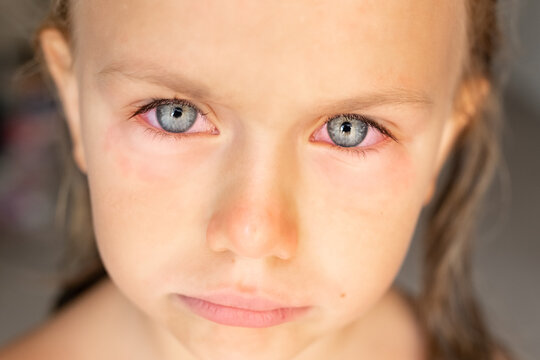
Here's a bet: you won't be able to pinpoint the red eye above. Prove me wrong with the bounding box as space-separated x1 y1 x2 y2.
132 98 218 138
311 114 390 150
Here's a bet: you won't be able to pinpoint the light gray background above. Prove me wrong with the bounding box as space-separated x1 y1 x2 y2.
0 1 538 359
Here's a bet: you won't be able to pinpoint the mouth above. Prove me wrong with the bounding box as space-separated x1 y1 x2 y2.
176 293 311 328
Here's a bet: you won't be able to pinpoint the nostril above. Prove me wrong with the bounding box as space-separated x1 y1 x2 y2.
274 228 298 261
211 243 228 253
274 248 294 261
206 215 228 253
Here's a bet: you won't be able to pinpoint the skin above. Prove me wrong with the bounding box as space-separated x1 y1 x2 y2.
4 0 482 359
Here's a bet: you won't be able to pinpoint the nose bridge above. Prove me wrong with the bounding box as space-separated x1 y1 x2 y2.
206 139 299 260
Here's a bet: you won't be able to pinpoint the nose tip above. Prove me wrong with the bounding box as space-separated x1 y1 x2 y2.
206 201 298 260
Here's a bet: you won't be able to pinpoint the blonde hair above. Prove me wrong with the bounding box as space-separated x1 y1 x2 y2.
38 1 510 358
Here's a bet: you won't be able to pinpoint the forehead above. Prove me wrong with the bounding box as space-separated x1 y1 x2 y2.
74 0 466 114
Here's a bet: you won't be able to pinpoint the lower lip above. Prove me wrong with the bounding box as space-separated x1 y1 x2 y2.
177 295 309 328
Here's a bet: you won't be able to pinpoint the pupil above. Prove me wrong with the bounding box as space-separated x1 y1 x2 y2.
172 107 183 118
341 122 352 133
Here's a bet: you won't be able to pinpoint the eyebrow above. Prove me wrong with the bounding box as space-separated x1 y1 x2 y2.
98 62 218 101
314 88 433 114
98 62 434 112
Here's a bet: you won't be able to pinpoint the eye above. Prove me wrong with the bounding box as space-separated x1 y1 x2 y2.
311 114 395 154
327 115 368 147
155 103 198 133
131 98 218 137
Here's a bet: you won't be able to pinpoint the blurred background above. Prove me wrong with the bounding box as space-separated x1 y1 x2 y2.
0 1 538 359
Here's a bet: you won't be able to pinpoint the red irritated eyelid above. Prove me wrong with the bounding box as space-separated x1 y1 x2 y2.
311 123 387 149
139 108 219 135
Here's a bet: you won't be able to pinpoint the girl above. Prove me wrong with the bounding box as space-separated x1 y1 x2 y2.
0 0 510 359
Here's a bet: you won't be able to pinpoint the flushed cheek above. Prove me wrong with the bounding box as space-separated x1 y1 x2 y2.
308 145 421 210
102 121 220 185
87 122 223 296
310 146 422 253
299 147 422 315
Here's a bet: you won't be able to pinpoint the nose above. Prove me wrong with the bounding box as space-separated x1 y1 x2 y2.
206 153 299 261
206 199 298 260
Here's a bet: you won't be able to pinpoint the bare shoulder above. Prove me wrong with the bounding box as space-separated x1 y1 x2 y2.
0 279 121 360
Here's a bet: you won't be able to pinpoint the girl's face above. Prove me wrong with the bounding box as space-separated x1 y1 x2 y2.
45 0 470 358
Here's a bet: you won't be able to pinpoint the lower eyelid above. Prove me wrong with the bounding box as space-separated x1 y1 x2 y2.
138 120 208 144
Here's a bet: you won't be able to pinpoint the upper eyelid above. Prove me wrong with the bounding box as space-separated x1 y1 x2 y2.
130 98 209 119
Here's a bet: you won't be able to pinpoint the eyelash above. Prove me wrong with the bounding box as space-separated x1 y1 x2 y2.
320 113 397 159
129 98 397 158
129 97 211 143
130 98 210 119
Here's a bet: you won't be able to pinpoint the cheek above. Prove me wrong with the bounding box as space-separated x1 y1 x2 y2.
299 146 424 320
84 120 223 309
102 121 215 184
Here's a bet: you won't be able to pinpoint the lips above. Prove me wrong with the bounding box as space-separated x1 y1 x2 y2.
176 292 310 328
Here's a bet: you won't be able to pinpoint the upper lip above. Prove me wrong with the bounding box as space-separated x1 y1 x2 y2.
181 290 307 311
